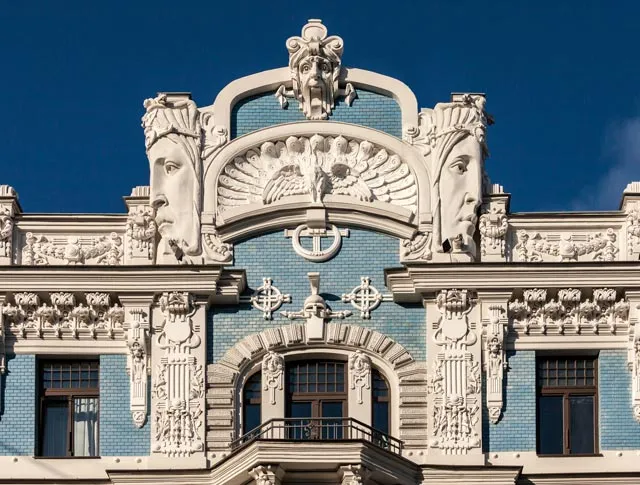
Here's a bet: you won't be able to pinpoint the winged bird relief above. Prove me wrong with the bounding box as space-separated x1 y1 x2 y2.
217 134 417 214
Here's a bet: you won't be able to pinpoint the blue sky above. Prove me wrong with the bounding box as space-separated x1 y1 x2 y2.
1 1 638 214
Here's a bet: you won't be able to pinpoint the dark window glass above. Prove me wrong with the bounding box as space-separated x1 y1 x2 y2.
537 356 597 455
39 360 99 457
569 396 595 454
538 395 564 455
242 372 262 434
372 369 390 435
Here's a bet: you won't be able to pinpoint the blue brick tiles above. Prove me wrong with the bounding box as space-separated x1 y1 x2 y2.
209 228 425 364
231 90 402 138
99 354 149 456
483 350 537 452
599 350 640 449
0 354 36 455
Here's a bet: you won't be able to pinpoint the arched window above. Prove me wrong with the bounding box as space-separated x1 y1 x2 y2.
242 372 261 435
372 369 390 435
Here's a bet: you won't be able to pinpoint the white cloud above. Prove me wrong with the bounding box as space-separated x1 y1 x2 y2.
572 117 640 210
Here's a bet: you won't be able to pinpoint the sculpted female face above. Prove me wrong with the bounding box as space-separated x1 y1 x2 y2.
148 136 198 259
439 134 482 246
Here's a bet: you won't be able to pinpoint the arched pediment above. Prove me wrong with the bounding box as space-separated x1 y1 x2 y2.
203 122 431 239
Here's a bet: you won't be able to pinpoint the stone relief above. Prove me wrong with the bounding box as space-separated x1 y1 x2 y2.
400 231 433 263
509 288 630 336
284 224 349 262
628 322 640 422
405 94 492 261
1 292 124 339
22 232 123 266
342 276 383 319
483 305 507 424
0 207 13 259
216 135 417 215
142 94 204 264
126 205 157 261
276 19 356 120
251 278 292 320
514 229 619 262
428 289 481 454
262 351 284 405
479 207 508 258
626 207 640 259
348 350 371 404
152 292 204 456
126 307 150 428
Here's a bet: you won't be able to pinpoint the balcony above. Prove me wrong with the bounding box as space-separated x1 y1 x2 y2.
230 417 403 456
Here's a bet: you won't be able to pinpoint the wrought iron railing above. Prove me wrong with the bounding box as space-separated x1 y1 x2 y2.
230 417 403 455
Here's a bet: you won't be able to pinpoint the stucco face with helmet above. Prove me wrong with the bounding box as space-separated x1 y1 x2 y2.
141 94 202 263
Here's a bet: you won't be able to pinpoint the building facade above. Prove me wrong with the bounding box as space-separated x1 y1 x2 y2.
1 19 640 485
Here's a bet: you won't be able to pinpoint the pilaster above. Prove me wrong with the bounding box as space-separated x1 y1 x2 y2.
348 350 372 426
150 292 207 463
425 289 482 461
479 184 510 262
261 351 285 423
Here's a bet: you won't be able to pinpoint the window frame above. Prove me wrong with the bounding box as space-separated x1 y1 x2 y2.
286 360 348 419
37 359 100 458
536 355 599 456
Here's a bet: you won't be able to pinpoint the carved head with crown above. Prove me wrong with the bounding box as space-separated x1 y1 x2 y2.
286 19 344 120
141 93 202 263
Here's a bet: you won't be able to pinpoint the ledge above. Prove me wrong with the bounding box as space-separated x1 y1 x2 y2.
385 262 640 302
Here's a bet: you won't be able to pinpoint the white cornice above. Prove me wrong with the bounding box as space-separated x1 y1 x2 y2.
0 267 246 303
385 263 640 301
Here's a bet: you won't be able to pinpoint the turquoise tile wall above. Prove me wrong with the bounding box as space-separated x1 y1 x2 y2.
209 228 425 364
231 90 402 138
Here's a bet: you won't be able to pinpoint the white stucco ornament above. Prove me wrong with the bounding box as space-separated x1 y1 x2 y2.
261 351 284 405
251 278 291 319
348 350 371 404
276 19 356 120
285 224 349 262
217 134 417 215
342 276 383 319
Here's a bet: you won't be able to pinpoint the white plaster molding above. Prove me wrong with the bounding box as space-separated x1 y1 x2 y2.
342 276 383 319
400 230 433 263
626 291 640 422
508 288 630 337
21 231 123 265
339 464 370 485
1 292 124 340
276 20 352 121
261 351 284 406
152 292 205 457
125 204 157 263
513 228 619 262
125 306 150 428
250 278 291 319
215 134 418 218
249 464 284 485
480 298 508 424
285 224 348 262
201 224 233 264
203 122 430 226
427 289 481 455
348 350 371 404
0 185 19 266
479 205 509 262
280 272 351 340
205 63 418 140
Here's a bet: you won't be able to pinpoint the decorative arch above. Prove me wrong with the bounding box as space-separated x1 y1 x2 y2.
206 321 428 461
202 122 431 242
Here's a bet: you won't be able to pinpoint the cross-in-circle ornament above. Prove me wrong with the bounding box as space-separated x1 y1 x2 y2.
251 278 292 320
342 277 383 319
285 224 350 262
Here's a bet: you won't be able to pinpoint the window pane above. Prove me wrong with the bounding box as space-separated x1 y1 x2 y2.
538 395 564 454
289 401 312 418
73 398 99 457
288 402 312 440
243 403 261 434
373 401 389 434
569 396 595 454
321 401 343 439
42 400 68 457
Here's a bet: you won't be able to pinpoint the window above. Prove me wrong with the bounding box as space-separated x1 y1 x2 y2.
242 372 261 434
38 360 99 457
372 369 389 435
537 356 597 455
286 360 346 439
